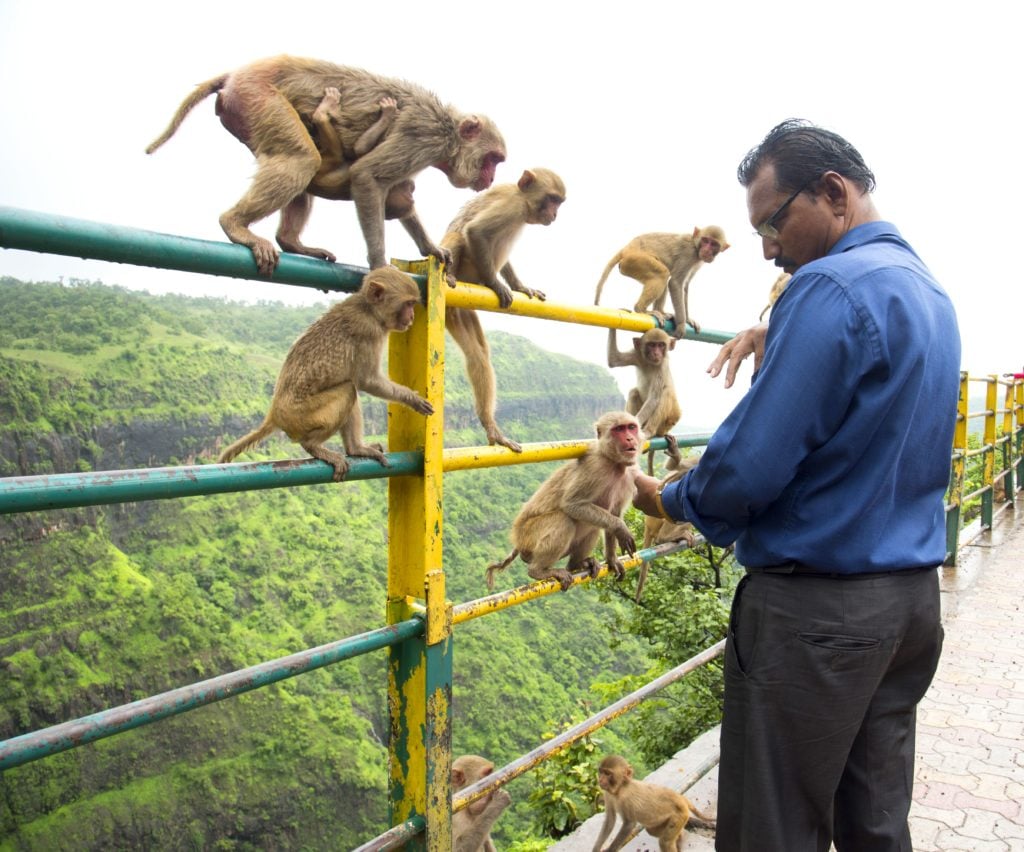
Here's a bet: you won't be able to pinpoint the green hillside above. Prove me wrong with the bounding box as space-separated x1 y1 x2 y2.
0 277 732 849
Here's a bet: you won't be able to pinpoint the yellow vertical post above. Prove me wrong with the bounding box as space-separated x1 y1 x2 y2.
1002 377 1016 505
946 371 968 565
982 375 997 527
386 257 453 851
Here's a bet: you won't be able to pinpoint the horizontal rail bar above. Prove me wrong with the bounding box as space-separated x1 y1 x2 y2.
0 618 424 770
0 453 423 514
353 816 426 852
1 435 710 514
452 538 705 625
445 282 734 344
0 206 372 293
453 639 726 811
442 433 709 473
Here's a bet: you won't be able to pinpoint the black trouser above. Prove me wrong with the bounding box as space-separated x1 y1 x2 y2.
715 567 943 852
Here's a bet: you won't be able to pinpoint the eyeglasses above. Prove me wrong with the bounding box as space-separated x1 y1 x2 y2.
754 180 812 240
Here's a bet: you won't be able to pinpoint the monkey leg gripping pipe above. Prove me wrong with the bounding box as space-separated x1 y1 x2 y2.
385 258 453 852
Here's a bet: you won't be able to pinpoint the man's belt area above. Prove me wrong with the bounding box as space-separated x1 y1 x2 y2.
745 562 938 579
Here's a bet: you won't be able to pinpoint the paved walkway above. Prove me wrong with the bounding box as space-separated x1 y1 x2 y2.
555 506 1024 851
911 507 1024 851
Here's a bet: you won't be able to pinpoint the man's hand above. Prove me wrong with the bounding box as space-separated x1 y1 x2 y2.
707 322 769 389
633 472 667 519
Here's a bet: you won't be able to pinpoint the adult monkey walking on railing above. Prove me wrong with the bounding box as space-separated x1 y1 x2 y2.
633 119 961 852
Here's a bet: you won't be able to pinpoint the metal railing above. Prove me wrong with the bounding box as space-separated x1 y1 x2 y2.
1 205 1017 847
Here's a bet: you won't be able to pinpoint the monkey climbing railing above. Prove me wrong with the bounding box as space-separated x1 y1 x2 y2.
0 204 1020 850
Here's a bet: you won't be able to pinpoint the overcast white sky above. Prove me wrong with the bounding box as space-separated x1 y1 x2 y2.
2 1 1019 429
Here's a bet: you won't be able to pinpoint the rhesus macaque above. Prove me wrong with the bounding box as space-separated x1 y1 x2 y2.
607 327 681 439
486 411 641 591
452 754 511 852
146 55 507 275
310 89 398 189
218 267 433 480
441 168 566 452
593 227 730 337
593 755 715 852
637 436 699 602
758 271 792 320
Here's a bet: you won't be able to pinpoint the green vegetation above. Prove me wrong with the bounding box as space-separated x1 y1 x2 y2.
0 277 731 849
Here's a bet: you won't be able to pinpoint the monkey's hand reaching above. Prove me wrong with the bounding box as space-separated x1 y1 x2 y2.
613 520 637 557
406 395 434 416
510 282 546 301
427 243 453 269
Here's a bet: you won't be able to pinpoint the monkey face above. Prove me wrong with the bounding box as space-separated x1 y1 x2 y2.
609 421 640 460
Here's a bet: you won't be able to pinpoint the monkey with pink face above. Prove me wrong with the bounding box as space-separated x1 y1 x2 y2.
486 411 642 591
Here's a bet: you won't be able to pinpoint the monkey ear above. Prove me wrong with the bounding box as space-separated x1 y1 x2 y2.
633 337 643 353
458 117 484 140
668 338 677 351
366 279 387 303
721 242 731 252
692 225 701 238
517 170 536 190
452 769 465 787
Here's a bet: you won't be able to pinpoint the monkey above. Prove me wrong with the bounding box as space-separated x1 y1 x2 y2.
146 55 507 275
758 271 792 320
593 227 730 337
310 89 398 190
636 435 700 602
607 327 681 440
452 754 511 852
441 168 566 452
485 411 641 592
217 266 433 481
592 754 715 852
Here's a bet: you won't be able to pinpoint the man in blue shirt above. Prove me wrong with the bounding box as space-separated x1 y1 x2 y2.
634 119 960 851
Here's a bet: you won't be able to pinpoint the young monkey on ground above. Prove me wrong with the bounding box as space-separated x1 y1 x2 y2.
441 167 566 452
218 267 433 481
486 411 641 591
452 754 512 852
310 88 398 190
594 227 729 337
593 754 715 851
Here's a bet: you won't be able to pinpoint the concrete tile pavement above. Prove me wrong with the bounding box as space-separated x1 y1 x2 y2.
911 507 1024 852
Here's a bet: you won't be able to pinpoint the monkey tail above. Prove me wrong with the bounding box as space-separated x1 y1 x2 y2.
145 74 229 154
218 419 276 464
485 549 519 591
687 803 717 830
593 252 622 306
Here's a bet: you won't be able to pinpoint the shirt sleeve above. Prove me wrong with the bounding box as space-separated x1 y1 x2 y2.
660 272 877 545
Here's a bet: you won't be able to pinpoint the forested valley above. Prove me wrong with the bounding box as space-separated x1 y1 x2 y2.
0 277 736 850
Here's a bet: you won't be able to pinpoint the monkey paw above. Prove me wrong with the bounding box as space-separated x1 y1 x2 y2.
554 570 574 591
608 559 626 581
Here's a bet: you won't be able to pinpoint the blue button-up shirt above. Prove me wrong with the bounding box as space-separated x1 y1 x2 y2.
660 221 961 573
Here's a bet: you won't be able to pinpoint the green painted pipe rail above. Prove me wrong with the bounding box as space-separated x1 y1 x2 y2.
0 452 424 514
0 205 374 293
0 617 424 771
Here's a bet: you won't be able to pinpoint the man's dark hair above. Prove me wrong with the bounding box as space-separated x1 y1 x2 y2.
737 119 876 194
